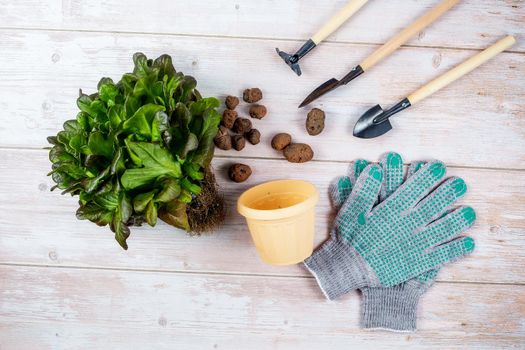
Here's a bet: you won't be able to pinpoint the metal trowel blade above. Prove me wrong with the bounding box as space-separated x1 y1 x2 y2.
353 104 393 139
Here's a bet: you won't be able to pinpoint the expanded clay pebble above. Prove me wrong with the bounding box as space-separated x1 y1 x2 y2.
228 163 252 183
271 133 292 151
249 104 267 120
232 135 246 151
246 129 261 145
214 126 232 150
221 109 238 129
225 96 239 110
232 118 252 134
283 143 314 163
243 88 263 103
306 108 325 136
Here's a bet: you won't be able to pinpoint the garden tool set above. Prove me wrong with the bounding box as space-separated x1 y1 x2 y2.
279 0 515 137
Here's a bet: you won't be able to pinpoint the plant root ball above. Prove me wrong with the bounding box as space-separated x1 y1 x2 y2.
283 143 314 163
225 96 239 110
306 108 325 136
232 118 252 134
243 88 263 103
186 167 226 233
214 126 232 150
228 163 252 183
246 129 261 145
232 135 246 151
221 109 238 129
271 133 292 151
249 104 267 119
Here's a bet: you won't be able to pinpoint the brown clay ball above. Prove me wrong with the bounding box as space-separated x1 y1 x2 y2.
306 108 326 136
246 129 261 145
283 143 314 163
271 133 292 151
228 163 252 183
243 88 263 103
249 104 267 119
232 118 252 134
232 135 246 151
214 126 232 150
221 109 238 129
225 96 240 110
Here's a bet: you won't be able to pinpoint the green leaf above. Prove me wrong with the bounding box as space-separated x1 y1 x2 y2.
110 147 125 175
156 177 181 203
181 178 202 195
49 145 76 164
132 52 151 78
76 202 113 226
107 104 124 130
122 104 165 138
98 78 119 107
189 97 220 116
145 201 157 226
183 162 204 181
191 109 221 167
153 54 176 80
88 131 114 159
158 200 190 231
83 166 110 193
178 189 193 203
126 142 181 175
133 191 155 213
77 94 94 116
151 111 169 142
179 75 197 102
112 215 130 250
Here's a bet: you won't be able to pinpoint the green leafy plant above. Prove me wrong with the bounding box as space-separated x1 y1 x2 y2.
47 53 225 249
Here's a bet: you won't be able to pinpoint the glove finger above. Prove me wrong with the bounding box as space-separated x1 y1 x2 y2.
411 177 468 228
329 159 369 211
385 161 446 213
415 206 476 250
329 176 352 211
379 152 404 201
422 236 475 270
336 164 382 231
407 161 426 177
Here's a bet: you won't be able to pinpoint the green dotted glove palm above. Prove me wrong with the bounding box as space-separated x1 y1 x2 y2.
328 153 474 331
304 155 476 303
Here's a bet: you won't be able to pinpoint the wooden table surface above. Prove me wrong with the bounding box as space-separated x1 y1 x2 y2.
1 1 524 349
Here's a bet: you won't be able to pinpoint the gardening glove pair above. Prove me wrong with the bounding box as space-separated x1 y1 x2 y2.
330 153 458 331
304 152 476 331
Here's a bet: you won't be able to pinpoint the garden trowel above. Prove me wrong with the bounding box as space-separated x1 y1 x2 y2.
353 35 516 138
299 0 460 108
276 0 369 76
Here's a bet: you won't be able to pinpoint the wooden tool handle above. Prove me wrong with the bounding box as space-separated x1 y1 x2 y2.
311 0 369 44
361 0 460 71
408 35 516 105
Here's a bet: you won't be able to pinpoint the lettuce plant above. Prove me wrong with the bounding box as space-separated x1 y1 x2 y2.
47 53 223 249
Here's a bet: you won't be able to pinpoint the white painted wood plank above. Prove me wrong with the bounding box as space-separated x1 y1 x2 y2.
1 149 524 284
0 30 523 168
1 265 524 349
1 0 524 52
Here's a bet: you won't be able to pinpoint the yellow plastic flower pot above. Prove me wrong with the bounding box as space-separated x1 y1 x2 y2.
237 180 320 266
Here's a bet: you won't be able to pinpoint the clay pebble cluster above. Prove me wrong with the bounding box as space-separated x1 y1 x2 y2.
217 88 267 182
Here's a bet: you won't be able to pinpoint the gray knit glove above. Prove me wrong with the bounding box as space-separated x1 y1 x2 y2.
304 153 476 331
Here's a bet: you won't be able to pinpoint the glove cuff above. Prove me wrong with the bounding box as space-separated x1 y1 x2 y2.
304 237 370 300
361 284 423 331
